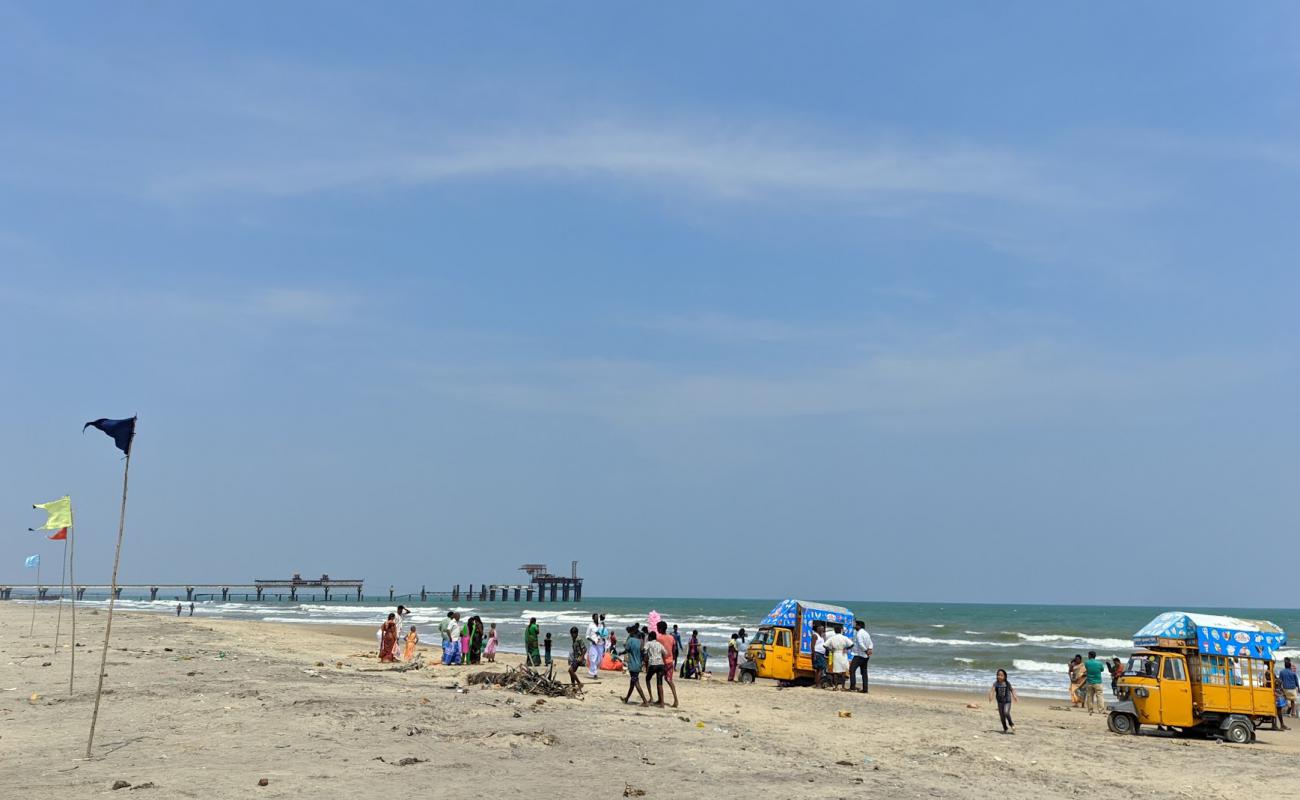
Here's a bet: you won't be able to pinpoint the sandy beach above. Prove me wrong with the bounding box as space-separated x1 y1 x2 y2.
1 603 1297 799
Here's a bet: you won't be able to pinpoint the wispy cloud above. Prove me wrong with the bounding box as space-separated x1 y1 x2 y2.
409 343 1283 431
149 120 1075 208
0 284 356 326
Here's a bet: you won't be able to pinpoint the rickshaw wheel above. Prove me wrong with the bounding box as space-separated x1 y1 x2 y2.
1224 719 1252 744
1107 711 1138 735
738 670 755 684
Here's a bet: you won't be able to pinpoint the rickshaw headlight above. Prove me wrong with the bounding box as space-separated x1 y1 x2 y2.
1134 687 1149 698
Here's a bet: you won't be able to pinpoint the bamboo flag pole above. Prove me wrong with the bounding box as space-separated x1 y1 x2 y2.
29 558 40 636
85 441 132 759
68 508 77 696
54 529 67 650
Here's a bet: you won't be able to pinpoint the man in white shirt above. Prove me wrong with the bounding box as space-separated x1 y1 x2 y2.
444 615 463 665
850 619 874 693
812 624 827 688
586 613 603 679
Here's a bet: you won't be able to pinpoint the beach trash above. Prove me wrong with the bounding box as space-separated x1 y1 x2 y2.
29 693 41 703
257 778 269 786
695 721 706 728
837 710 852 718
111 780 131 790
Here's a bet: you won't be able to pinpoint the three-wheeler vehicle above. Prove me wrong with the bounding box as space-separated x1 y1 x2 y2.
742 598 855 686
1108 611 1288 744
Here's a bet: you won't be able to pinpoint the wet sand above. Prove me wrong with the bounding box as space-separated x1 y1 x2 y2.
1 603 1298 798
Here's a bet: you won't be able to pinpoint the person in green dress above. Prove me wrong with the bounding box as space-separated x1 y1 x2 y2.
525 617 541 666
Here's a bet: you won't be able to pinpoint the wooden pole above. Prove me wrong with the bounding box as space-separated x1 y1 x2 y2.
29 559 40 635
54 532 68 650
85 449 131 759
68 509 77 696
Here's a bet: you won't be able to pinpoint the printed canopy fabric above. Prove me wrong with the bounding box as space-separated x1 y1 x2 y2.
759 599 855 655
1133 611 1288 660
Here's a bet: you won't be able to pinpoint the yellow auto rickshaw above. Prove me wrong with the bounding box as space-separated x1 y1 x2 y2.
743 599 854 685
1108 611 1288 744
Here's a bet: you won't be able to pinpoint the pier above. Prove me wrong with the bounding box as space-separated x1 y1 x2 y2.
3 563 585 604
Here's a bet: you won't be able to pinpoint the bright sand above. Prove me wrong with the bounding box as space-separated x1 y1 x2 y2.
1 603 1298 798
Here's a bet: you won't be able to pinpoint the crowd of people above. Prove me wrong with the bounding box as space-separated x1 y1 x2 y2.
369 605 1298 738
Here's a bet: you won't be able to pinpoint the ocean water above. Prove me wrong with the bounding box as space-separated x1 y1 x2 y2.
56 595 1299 698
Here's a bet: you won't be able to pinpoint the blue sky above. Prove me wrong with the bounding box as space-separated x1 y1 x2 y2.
2 3 1297 607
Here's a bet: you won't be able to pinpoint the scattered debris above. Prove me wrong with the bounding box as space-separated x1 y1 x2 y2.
111 781 132 790
395 757 427 767
965 704 980 710
623 785 647 797
257 778 269 787
466 666 580 698
837 710 852 718
130 782 156 791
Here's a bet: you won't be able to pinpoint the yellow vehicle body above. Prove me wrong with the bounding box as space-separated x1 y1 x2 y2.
744 599 854 685
1109 612 1288 744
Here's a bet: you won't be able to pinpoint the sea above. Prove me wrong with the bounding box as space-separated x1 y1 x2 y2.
62 595 1300 698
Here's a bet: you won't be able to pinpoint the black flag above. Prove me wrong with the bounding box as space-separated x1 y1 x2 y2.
83 416 137 455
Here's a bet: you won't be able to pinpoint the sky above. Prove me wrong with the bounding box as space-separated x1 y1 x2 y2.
1 3 1298 608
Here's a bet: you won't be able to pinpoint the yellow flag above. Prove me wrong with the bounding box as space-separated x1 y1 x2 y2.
33 496 72 530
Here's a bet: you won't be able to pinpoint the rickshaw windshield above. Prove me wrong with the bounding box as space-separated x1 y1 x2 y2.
750 629 775 647
1127 654 1159 678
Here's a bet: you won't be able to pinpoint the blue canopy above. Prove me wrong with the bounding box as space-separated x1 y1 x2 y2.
760 599 855 655
1133 611 1288 660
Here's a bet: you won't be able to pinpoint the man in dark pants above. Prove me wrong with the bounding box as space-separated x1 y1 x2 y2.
850 619 874 693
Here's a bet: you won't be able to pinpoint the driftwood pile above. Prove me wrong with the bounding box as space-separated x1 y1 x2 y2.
466 665 581 698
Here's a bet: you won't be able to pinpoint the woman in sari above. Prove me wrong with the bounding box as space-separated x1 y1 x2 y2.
459 614 470 665
484 622 499 663
685 631 702 679
1068 655 1086 707
379 613 398 662
468 616 484 665
402 626 419 661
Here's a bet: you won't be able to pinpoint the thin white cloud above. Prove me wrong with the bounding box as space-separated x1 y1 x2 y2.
149 120 1073 208
410 344 1282 431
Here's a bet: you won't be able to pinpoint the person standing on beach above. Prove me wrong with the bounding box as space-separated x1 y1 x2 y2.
379 613 399 662
440 612 453 651
525 618 541 666
811 624 827 688
176 603 182 617
1083 651 1106 713
850 620 874 693
824 624 853 690
567 626 586 688
586 613 603 679
727 634 740 681
544 632 553 666
622 625 648 705
444 614 462 665
458 613 470 665
644 631 667 706
485 622 499 663
189 602 194 616
988 669 1018 733
1107 657 1125 696
1068 655 1085 707
403 626 419 661
656 621 680 708
1278 658 1298 718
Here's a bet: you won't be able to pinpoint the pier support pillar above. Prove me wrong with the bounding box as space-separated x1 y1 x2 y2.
550 582 558 602
256 588 264 600
357 586 364 601
421 586 427 602
514 587 521 602
452 585 459 601
324 587 331 601
290 588 297 601
38 587 48 600
389 586 394 602
186 587 194 601
489 587 496 601
150 587 159 601
561 584 570 602
574 582 582 602
114 587 123 599
77 587 86 600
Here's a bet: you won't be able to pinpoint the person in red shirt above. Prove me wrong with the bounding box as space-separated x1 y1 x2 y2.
656 621 679 708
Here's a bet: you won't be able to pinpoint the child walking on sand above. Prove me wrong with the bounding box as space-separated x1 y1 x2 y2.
484 622 498 663
988 669 1018 733
567 627 586 688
